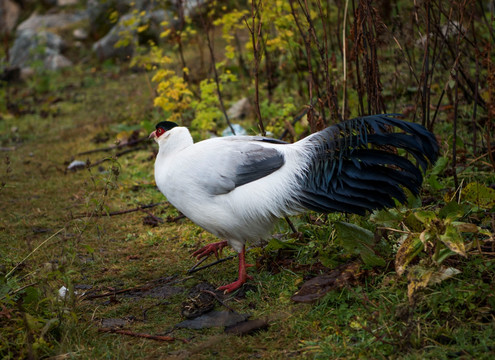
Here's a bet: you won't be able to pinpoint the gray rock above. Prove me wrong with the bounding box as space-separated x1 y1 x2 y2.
92 10 169 61
17 11 87 32
86 0 152 37
227 98 252 120
44 53 73 70
0 0 21 34
58 0 79 5
171 0 206 17
92 13 135 61
9 29 66 69
8 9 88 72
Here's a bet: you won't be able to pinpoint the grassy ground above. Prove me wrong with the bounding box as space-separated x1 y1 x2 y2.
1 65 494 359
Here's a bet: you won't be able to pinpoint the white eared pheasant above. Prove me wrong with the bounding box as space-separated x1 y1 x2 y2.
149 114 438 293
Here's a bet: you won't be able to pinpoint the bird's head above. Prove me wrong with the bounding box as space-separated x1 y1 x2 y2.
149 121 179 142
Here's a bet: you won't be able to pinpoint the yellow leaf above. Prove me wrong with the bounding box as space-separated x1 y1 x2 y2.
453 222 479 233
137 24 149 33
439 225 467 257
350 320 362 330
395 233 422 276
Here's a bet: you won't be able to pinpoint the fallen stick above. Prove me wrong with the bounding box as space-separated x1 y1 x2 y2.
187 255 236 274
82 275 178 300
73 202 166 219
200 289 236 312
77 136 149 156
83 285 153 300
186 246 259 274
87 146 146 169
167 214 186 222
98 327 188 343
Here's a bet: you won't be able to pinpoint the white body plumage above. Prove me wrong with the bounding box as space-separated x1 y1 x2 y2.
150 115 438 292
154 127 310 252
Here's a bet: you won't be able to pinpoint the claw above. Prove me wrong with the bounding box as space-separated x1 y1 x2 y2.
216 246 253 294
217 279 246 293
192 240 228 260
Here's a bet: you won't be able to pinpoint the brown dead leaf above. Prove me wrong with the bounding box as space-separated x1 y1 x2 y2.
395 233 423 276
407 265 461 304
224 318 269 335
291 261 364 303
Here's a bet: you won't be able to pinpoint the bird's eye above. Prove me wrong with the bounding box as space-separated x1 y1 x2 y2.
156 128 164 136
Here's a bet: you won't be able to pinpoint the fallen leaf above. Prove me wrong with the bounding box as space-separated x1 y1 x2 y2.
407 265 461 304
291 261 363 303
175 311 249 330
140 284 184 299
98 317 135 329
181 283 216 319
224 318 269 335
395 233 423 276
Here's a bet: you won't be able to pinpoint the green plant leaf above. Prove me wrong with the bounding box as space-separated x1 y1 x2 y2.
435 247 457 264
428 175 444 191
404 212 425 232
462 182 495 209
438 201 467 220
370 209 402 227
439 224 467 258
414 210 436 224
335 222 385 267
265 237 298 251
430 156 449 176
335 222 373 245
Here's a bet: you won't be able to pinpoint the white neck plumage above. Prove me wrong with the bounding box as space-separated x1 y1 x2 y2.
156 127 194 158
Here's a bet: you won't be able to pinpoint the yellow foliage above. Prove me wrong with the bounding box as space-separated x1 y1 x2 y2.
137 24 149 33
153 72 193 117
109 10 119 23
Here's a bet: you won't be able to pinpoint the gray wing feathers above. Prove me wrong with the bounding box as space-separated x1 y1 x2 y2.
234 146 285 187
203 143 285 195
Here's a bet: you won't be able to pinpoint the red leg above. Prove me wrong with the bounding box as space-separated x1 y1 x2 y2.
217 246 254 294
192 240 228 260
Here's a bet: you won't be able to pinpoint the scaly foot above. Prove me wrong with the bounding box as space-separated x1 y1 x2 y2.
192 240 228 260
217 247 254 294
217 274 253 293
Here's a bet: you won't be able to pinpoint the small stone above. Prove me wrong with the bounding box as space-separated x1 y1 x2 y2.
67 160 86 170
73 28 88 40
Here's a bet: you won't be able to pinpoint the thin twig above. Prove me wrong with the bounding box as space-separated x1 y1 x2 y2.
98 328 188 343
377 227 411 234
200 289 236 312
246 0 265 135
187 255 237 274
0 282 38 302
200 6 235 135
73 202 166 219
86 146 146 169
76 137 148 156
167 214 186 222
342 0 349 117
82 275 179 300
143 301 170 321
187 255 209 272
284 216 298 234
421 0 431 128
289 0 316 130
5 228 64 279
83 285 152 300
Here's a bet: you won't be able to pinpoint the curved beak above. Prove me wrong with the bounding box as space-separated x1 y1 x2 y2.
148 130 157 140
